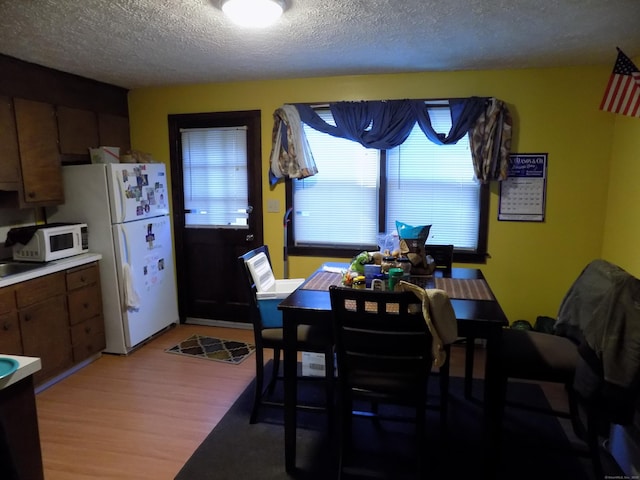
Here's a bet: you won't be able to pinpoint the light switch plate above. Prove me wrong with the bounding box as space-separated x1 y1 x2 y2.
267 199 280 213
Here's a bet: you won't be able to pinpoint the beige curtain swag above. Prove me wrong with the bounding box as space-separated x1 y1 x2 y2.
269 105 317 185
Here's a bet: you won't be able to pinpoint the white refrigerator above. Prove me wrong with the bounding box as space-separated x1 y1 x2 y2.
48 163 179 354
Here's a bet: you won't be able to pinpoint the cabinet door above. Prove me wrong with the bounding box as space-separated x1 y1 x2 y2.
0 287 21 355
57 106 99 155
20 295 72 383
13 98 64 205
0 96 21 189
0 312 22 355
98 113 130 152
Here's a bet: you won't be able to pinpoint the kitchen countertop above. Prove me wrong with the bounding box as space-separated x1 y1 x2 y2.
0 252 102 288
0 355 42 389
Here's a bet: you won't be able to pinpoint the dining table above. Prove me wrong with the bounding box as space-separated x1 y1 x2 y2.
278 262 509 475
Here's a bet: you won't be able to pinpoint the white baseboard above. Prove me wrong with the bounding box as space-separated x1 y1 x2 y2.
185 317 252 330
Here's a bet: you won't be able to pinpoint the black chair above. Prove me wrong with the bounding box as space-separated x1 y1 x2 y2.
424 244 453 272
494 259 640 477
425 243 480 401
238 245 334 424
494 328 604 476
329 286 434 478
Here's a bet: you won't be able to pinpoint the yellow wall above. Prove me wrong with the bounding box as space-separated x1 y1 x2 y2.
128 65 618 324
602 111 640 276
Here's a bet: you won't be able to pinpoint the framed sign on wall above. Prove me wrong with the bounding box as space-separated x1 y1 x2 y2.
498 153 548 222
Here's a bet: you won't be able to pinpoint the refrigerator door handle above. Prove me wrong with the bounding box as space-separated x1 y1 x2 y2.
114 169 127 223
119 224 131 265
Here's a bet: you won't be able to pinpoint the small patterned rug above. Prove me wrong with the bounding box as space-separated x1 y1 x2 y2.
165 334 255 365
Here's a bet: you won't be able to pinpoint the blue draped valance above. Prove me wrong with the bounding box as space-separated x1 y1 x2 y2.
295 97 489 149
269 97 512 185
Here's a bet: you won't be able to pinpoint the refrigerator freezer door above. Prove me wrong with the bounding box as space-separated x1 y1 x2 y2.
112 216 178 350
107 163 170 224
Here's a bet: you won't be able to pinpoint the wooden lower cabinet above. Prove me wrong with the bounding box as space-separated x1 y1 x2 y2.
0 261 105 387
66 263 105 362
17 273 72 385
0 286 21 355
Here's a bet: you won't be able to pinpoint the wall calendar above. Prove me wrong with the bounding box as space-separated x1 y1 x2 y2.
498 154 548 222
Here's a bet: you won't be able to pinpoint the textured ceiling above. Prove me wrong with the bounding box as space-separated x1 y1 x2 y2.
1 0 639 89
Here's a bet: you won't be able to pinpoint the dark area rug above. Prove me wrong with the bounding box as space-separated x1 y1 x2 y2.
175 367 594 480
165 334 255 364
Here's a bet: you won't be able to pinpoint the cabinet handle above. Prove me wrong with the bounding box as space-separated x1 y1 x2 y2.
85 326 92 334
27 192 36 199
24 314 32 322
83 302 89 309
80 276 86 283
2 322 10 331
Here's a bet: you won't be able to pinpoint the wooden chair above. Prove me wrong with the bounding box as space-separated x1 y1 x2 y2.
329 286 435 478
238 246 334 424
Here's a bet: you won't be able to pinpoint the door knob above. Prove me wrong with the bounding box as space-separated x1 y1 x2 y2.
246 234 254 242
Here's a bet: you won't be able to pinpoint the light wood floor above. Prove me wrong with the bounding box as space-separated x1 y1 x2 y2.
35 325 573 480
36 324 257 480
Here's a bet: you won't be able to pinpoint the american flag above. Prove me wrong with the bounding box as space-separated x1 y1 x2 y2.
599 48 640 118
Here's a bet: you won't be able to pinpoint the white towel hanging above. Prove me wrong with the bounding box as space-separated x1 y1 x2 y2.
123 263 141 310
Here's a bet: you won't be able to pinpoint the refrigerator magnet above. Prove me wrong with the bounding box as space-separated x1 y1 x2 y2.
146 188 156 205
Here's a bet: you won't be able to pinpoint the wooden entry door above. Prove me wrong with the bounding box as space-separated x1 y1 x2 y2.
168 110 263 325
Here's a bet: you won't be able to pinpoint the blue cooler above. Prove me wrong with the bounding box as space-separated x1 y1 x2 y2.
246 252 304 328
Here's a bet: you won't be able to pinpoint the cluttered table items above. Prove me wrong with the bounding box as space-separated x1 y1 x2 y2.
279 262 508 474
301 263 495 301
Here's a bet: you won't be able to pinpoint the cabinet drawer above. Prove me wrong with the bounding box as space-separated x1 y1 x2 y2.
66 264 99 291
68 286 102 326
0 287 16 314
0 312 22 355
16 272 65 308
70 315 105 362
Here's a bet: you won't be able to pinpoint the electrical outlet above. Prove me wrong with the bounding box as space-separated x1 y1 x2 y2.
267 199 280 213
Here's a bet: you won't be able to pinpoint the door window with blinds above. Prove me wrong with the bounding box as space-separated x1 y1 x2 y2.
180 126 249 228
290 104 488 258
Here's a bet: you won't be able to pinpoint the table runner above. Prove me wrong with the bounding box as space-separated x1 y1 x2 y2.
434 277 494 301
300 271 343 291
300 270 494 301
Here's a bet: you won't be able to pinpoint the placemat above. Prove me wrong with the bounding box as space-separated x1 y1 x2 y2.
434 277 494 301
300 271 343 291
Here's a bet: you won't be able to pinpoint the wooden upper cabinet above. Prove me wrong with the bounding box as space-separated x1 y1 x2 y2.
13 98 64 206
98 113 131 153
0 95 21 189
57 106 99 155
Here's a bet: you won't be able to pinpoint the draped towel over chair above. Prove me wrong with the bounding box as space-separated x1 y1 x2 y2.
269 97 513 184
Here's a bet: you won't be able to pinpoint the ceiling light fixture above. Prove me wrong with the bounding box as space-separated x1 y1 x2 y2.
221 0 285 28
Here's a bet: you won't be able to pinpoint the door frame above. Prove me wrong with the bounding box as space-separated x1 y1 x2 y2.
167 110 263 323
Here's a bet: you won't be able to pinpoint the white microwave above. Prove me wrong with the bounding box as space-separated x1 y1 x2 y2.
11 223 89 262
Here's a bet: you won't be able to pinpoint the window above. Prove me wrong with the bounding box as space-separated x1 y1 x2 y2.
287 105 489 262
181 126 249 228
